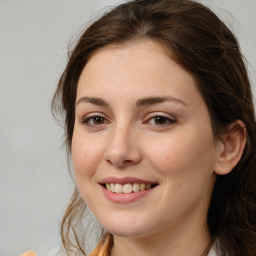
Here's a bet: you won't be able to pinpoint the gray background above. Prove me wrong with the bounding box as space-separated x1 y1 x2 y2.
0 0 255 255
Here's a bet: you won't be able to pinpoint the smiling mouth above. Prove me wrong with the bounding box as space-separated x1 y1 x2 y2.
103 183 158 194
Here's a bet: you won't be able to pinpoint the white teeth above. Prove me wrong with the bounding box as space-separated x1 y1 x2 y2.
140 184 146 191
146 184 152 189
133 183 140 192
106 183 111 191
115 184 123 193
106 183 155 193
123 183 133 193
111 183 115 192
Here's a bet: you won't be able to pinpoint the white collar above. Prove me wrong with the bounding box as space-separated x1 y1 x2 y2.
207 239 220 256
207 247 218 256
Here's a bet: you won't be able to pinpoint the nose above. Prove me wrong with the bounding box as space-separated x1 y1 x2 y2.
103 126 142 168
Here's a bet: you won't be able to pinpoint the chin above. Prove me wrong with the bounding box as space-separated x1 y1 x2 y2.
108 228 147 238
100 218 149 238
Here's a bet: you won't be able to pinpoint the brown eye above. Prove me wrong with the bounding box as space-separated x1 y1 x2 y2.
154 116 168 125
93 116 105 125
151 116 175 126
82 115 108 127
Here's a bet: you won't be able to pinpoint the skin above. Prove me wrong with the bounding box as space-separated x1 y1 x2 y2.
72 40 226 256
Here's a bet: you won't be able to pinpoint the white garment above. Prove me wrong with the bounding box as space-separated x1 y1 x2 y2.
207 240 220 256
207 247 218 256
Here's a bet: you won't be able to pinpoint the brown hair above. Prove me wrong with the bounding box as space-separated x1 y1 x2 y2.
52 0 256 255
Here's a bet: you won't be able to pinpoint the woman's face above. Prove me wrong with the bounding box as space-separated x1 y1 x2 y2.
72 40 222 239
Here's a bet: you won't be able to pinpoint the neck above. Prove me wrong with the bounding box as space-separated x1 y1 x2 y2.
110 219 211 256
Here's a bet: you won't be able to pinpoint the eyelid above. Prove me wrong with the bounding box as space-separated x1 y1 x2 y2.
144 112 176 122
80 112 110 126
143 112 177 128
81 112 106 120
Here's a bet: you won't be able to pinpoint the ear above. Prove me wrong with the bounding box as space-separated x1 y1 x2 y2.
214 120 246 175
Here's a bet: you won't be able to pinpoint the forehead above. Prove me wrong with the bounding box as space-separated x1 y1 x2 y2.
77 39 201 106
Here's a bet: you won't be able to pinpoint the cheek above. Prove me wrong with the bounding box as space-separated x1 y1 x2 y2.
144 130 217 218
145 128 217 178
71 130 104 180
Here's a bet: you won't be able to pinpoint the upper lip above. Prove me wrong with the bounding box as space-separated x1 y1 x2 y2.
99 176 158 185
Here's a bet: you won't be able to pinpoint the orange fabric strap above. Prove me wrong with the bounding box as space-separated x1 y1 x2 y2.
19 251 37 256
89 234 112 256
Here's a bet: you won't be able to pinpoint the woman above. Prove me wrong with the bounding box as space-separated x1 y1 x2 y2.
52 0 256 255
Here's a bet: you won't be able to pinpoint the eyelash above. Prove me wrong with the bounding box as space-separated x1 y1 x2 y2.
81 113 176 128
145 113 176 127
81 114 108 127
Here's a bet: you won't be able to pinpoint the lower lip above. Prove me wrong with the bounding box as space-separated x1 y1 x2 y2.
101 185 155 203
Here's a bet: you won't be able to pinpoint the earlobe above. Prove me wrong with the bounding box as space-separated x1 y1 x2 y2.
214 120 246 175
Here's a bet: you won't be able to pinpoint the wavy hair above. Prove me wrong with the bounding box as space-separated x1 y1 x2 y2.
52 0 256 255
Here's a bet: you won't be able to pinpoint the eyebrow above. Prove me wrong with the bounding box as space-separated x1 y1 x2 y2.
76 96 187 108
135 96 187 107
76 97 109 107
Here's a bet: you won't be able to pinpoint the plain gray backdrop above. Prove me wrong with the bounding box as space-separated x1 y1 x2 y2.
0 0 255 255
